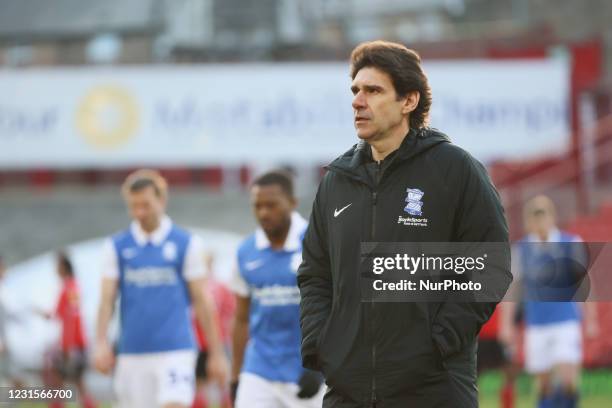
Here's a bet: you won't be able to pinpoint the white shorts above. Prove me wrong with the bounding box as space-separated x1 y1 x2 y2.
235 372 325 408
114 349 196 408
525 320 582 374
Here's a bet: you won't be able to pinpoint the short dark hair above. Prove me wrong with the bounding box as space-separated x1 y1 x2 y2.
122 169 168 199
350 40 432 129
252 170 294 198
57 252 74 277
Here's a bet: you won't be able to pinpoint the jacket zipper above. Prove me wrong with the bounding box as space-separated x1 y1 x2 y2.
370 161 381 407
371 189 378 407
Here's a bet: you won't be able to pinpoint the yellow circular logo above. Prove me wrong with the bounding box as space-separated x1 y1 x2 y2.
76 85 139 149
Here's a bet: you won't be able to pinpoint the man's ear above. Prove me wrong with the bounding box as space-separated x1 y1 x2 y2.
402 91 420 115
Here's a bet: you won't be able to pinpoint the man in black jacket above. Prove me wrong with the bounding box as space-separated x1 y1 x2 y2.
297 40 512 407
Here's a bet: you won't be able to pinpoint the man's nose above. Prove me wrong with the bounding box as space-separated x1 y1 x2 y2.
256 207 270 221
133 207 147 219
352 91 366 110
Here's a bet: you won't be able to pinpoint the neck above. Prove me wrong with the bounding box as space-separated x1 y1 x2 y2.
369 123 409 162
267 224 291 250
141 218 161 234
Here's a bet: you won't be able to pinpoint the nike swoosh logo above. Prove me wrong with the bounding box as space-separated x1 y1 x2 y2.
334 203 352 218
122 248 137 259
245 259 264 271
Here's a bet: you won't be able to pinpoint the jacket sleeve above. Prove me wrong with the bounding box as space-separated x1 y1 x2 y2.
297 181 333 371
432 151 512 359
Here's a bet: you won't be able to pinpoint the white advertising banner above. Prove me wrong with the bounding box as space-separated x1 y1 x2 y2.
0 60 569 168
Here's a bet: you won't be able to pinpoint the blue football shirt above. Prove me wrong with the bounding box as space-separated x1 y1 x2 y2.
103 216 205 353
230 212 307 383
516 229 584 326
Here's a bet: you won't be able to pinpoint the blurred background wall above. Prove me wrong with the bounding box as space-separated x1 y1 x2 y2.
1 0 612 383
1 0 611 264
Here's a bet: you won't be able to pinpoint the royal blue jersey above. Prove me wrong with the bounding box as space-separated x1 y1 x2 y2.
107 217 204 354
517 229 583 326
231 212 307 383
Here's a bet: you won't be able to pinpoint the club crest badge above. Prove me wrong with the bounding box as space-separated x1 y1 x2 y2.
404 188 424 216
162 241 178 261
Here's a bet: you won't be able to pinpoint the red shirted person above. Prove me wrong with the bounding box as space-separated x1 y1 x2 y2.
39 253 96 408
191 255 236 408
193 281 235 350
56 272 86 353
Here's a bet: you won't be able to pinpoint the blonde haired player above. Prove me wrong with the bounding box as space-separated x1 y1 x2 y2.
502 195 598 408
94 169 228 408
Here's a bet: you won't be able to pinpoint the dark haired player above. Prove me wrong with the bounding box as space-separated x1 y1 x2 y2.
230 170 324 408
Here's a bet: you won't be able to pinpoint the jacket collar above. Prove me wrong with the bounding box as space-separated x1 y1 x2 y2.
326 128 450 184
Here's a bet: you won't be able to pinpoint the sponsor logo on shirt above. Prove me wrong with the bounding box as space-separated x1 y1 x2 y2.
252 285 301 306
124 267 178 287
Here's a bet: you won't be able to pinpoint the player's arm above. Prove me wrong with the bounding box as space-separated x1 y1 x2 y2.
572 239 599 337
499 299 518 350
189 277 229 385
32 306 54 320
94 240 119 374
94 277 118 374
189 277 224 354
499 246 522 349
227 257 250 403
32 286 64 319
231 294 250 383
185 238 229 386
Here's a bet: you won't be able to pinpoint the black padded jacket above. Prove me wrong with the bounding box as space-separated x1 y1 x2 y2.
298 128 512 408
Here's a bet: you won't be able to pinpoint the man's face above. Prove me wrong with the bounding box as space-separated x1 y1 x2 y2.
529 210 555 237
251 184 295 239
351 66 412 142
125 186 166 232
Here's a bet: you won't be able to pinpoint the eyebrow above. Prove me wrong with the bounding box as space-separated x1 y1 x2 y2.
528 209 551 218
351 84 384 94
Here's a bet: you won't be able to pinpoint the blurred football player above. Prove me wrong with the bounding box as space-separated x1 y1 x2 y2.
38 252 97 408
502 195 598 408
94 169 228 408
230 170 324 408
